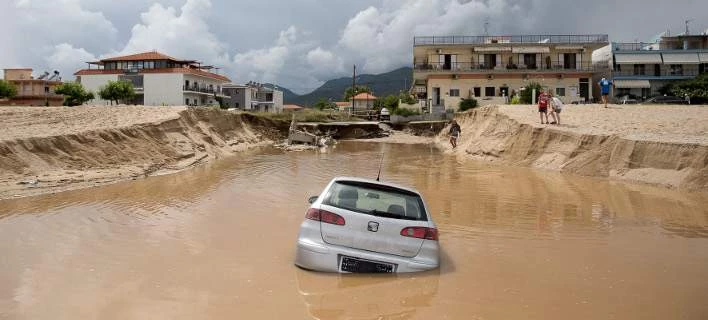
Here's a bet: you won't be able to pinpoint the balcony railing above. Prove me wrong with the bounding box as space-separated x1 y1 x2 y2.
614 42 708 51
613 68 703 78
414 61 596 72
183 85 220 94
414 34 608 46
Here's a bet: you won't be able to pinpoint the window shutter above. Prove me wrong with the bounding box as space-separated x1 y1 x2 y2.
576 53 582 70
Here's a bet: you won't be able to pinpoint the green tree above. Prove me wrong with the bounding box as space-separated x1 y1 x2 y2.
0 80 18 98
383 95 399 110
399 92 417 105
343 85 371 101
520 82 543 104
669 73 708 103
458 98 478 111
313 98 335 110
99 80 136 105
54 82 95 106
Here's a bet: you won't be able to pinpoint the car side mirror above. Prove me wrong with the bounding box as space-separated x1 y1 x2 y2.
308 196 318 204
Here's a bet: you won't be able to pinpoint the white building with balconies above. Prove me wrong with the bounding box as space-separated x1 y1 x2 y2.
74 51 230 106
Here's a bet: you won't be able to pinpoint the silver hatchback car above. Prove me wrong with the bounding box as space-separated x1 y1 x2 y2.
294 177 439 273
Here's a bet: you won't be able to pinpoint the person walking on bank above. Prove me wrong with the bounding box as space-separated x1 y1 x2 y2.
538 89 550 124
549 93 564 125
449 120 461 149
598 77 613 108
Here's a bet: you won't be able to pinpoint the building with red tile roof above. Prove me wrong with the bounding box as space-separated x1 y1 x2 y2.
73 51 231 106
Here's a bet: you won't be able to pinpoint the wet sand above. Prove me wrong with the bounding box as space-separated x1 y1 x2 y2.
1 142 706 319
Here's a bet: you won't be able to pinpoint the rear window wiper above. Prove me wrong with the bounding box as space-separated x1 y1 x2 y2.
367 209 419 221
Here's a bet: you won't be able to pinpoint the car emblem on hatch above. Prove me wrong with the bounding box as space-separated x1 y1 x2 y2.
367 221 379 232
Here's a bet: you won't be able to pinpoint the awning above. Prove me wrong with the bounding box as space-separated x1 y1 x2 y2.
614 80 651 89
614 53 662 64
662 53 700 64
512 47 550 53
698 52 708 63
474 47 511 52
555 45 585 51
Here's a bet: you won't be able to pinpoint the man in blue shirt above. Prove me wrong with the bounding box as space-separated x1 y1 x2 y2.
598 77 612 108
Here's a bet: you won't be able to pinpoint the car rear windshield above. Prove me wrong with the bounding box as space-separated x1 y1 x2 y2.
323 181 428 221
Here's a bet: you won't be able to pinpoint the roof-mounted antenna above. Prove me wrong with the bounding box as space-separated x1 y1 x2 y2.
484 18 490 36
376 153 385 182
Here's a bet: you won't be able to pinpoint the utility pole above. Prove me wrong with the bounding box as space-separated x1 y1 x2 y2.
350 64 356 115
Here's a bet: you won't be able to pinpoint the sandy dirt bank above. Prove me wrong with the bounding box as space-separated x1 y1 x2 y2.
439 104 708 191
0 106 287 199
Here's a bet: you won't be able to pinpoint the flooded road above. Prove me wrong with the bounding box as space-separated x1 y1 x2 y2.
1 142 707 319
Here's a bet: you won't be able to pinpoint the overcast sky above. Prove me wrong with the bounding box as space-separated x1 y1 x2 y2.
1 0 707 93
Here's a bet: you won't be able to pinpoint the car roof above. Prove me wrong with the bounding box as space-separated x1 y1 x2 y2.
331 176 422 195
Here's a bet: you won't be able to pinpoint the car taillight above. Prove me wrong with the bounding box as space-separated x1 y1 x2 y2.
400 227 438 240
305 208 346 226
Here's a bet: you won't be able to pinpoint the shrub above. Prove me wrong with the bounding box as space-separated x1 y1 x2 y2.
520 82 543 104
399 93 417 105
392 108 420 116
458 98 478 111
510 96 521 104
0 80 18 98
54 82 94 106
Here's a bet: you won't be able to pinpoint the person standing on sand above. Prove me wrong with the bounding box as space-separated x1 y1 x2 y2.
449 120 461 149
598 77 612 108
549 93 563 125
538 89 550 124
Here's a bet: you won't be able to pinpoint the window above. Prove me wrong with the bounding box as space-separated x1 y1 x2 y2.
641 88 651 98
483 54 496 69
473 87 481 97
449 89 460 97
670 64 683 75
555 87 566 96
485 87 495 97
185 98 190 105
323 181 427 221
633 64 646 75
617 88 630 96
563 53 577 69
524 54 537 69
44 86 49 93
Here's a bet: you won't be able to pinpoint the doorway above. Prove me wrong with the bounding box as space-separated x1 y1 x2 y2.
432 87 441 106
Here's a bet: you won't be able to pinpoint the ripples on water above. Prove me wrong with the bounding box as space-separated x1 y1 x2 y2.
0 142 707 319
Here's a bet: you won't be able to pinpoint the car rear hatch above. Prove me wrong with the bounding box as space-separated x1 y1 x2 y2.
318 181 430 258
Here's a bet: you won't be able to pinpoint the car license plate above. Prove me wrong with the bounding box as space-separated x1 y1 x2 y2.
340 256 395 273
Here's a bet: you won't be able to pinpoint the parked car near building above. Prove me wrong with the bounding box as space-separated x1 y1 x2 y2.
643 96 689 104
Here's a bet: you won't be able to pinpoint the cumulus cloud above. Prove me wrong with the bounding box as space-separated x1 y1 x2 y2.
115 0 231 67
0 0 117 77
46 44 97 78
306 47 344 77
339 0 529 73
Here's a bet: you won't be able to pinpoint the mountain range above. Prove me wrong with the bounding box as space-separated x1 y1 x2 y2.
268 67 413 107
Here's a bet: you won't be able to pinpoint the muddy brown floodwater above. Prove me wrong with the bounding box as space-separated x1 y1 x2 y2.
1 142 707 320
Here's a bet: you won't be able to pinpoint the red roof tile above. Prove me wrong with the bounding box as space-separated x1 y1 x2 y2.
352 92 376 100
283 104 305 110
74 67 230 82
99 51 189 62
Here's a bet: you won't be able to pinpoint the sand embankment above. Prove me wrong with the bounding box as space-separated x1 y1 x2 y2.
0 106 287 199
440 104 708 191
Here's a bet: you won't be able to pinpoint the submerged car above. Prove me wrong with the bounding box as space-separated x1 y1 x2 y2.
294 177 439 273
